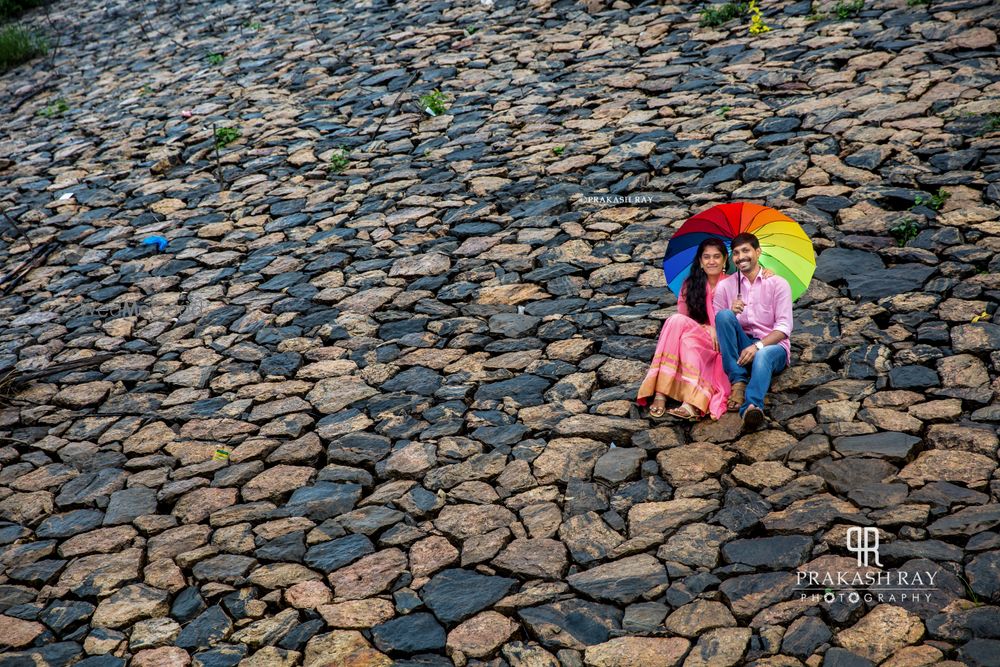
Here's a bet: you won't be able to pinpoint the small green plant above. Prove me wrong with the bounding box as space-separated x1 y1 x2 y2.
954 572 981 605
700 2 748 27
834 0 864 19
38 98 69 118
912 188 951 211
139 84 154 96
466 26 478 35
978 114 1000 136
715 106 732 117
552 145 565 156
328 147 350 173
889 218 920 247
206 52 224 65
906 0 930 5
214 126 240 149
419 90 449 116
244 20 263 30
748 0 771 34
0 23 47 72
805 11 828 21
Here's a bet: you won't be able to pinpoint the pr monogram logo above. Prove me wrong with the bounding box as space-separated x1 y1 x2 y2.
846 526 883 568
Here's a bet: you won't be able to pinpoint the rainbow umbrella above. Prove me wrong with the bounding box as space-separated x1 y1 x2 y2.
662 202 815 300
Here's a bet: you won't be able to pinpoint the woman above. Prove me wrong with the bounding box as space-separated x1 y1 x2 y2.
637 239 771 421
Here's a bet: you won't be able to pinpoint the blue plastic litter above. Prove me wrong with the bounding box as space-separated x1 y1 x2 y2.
141 236 168 252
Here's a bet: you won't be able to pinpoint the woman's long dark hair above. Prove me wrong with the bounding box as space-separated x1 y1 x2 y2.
683 238 729 325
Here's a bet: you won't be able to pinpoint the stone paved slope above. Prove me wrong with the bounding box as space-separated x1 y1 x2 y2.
1 0 999 665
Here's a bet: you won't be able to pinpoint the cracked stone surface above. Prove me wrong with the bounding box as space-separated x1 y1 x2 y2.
1 0 999 664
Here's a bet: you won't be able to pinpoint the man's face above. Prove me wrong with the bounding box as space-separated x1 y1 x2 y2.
731 242 761 274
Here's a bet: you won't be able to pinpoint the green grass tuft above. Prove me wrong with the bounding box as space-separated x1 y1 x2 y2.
834 0 864 19
700 2 748 27
0 23 47 72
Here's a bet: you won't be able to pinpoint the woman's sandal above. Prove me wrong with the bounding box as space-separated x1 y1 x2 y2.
667 404 701 421
648 396 667 419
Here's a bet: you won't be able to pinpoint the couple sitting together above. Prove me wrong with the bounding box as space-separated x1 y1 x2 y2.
637 232 793 432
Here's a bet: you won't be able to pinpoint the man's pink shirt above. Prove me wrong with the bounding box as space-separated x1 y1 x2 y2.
712 270 793 365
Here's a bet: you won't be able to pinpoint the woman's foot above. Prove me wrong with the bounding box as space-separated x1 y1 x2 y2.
667 403 701 421
728 383 745 412
649 394 667 418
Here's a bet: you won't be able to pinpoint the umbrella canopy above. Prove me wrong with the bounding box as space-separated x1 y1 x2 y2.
662 202 815 300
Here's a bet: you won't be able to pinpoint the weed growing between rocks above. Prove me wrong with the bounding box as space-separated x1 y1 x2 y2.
889 218 920 247
36 96 66 117
0 22 46 71
328 147 350 173
700 1 747 27
913 188 951 211
419 89 449 116
213 126 239 149
834 0 864 19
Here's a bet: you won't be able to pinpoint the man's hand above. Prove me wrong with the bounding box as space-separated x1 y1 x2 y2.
732 297 745 315
738 343 757 366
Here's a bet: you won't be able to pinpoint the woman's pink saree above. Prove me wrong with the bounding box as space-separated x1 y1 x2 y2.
636 282 732 419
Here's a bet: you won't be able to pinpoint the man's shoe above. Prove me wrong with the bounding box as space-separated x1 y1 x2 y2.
742 405 764 432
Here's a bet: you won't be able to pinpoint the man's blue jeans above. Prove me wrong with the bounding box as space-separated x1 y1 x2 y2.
715 309 787 417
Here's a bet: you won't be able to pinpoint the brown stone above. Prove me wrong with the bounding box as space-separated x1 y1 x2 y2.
898 450 996 487
492 538 568 579
317 599 395 629
531 438 607 484
446 611 519 658
1 615 45 647
656 443 734 485
328 549 407 600
53 380 113 408
242 465 315 502
409 535 459 578
835 604 924 663
303 630 392 667
131 646 191 667
174 487 239 524
628 499 719 537
285 580 332 609
583 637 690 667
434 504 516 540
59 525 137 557
91 583 169 629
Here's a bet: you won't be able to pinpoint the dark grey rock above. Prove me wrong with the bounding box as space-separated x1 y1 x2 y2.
371 613 446 654
304 534 374 573
421 569 516 623
175 605 233 650
833 432 921 460
518 598 622 650
35 510 104 538
103 487 157 525
721 535 813 569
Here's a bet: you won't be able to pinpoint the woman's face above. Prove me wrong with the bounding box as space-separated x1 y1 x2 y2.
700 246 725 276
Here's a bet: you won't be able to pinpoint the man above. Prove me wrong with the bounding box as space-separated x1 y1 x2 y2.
712 232 793 431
